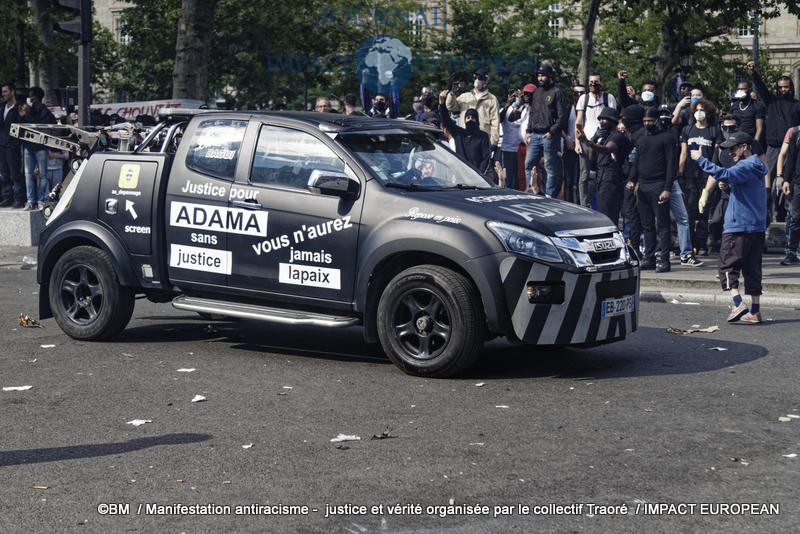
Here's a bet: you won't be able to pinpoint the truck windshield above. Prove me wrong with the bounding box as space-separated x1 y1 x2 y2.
339 130 494 190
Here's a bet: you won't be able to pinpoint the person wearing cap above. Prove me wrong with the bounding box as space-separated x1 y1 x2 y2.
690 131 767 323
577 107 630 224
524 62 568 196
630 106 677 272
439 90 491 175
445 68 500 147
575 72 617 208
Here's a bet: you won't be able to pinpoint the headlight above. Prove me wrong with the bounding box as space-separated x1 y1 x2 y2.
487 221 562 263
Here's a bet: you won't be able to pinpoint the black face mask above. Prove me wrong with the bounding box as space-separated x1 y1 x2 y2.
423 96 434 109
721 125 736 137
645 123 658 134
374 101 387 113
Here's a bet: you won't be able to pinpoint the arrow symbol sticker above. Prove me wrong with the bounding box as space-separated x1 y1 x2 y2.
125 200 138 220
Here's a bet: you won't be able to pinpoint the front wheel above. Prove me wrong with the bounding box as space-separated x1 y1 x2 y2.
49 246 135 340
377 265 486 377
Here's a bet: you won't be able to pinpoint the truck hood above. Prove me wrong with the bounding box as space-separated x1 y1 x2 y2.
417 189 616 236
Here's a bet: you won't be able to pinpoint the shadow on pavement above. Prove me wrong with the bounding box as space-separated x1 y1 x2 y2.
0 433 211 467
115 322 768 380
467 325 768 379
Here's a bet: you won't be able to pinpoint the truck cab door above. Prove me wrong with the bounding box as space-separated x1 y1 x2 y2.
226 121 363 304
164 117 249 291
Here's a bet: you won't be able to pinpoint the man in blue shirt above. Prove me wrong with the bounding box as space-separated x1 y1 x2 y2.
690 131 767 323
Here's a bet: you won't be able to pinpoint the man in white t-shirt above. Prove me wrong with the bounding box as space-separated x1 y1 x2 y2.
575 73 617 208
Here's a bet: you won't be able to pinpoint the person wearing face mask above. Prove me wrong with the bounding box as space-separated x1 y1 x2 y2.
0 81 24 209
747 61 800 217
359 68 399 119
700 114 768 255
677 99 722 261
439 91 491 175
524 62 568 196
576 107 630 225
629 106 677 272
690 132 767 323
671 86 708 129
729 80 765 143
445 68 500 148
621 105 644 254
780 124 800 265
18 86 55 211
617 70 660 111
575 73 617 208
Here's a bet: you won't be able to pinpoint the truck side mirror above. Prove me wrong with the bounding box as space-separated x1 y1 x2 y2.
307 169 358 200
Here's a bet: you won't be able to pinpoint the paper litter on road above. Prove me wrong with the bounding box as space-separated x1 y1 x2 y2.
282 386 293 390
191 395 206 403
3 385 33 391
495 405 509 409
18 313 43 328
670 299 700 305
691 324 701 328
330 434 361 443
709 347 728 351
242 443 254 449
126 419 152 426
667 326 720 335
371 427 396 440
176 368 196 373
778 417 792 422
787 414 800 419
40 344 55 349
475 382 485 387
29 484 48 490
782 453 797 458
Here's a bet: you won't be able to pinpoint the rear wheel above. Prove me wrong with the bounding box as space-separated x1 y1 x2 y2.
377 265 486 377
49 246 135 340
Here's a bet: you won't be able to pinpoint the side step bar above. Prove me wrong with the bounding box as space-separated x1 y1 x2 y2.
172 296 360 328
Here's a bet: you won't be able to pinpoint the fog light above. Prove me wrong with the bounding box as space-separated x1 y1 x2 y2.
526 282 565 304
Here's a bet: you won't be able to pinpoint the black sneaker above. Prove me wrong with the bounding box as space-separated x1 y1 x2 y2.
655 262 671 273
680 255 704 267
780 254 799 265
640 259 656 270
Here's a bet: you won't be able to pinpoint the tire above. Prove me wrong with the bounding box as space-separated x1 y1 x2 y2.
377 265 486 377
49 246 135 340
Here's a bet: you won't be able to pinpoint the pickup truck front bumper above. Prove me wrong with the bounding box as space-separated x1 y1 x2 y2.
500 257 639 346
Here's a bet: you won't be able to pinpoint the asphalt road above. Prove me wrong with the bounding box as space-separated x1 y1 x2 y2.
1 265 799 533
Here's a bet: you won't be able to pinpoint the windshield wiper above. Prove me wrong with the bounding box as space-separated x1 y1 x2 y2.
384 182 436 191
441 183 482 190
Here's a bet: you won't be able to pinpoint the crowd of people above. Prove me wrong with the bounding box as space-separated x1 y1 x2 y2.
316 62 800 322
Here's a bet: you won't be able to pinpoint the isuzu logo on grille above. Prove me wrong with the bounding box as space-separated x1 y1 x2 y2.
591 239 617 252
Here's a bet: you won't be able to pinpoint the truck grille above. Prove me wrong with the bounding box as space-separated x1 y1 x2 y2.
552 227 629 271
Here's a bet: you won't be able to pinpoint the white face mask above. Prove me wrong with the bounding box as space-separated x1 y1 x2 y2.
694 110 706 123
734 90 747 99
641 91 655 103
474 79 487 91
26 97 33 106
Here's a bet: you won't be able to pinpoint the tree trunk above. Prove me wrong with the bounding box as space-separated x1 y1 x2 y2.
577 0 602 88
31 0 59 100
651 16 677 102
171 0 218 101
15 0 27 88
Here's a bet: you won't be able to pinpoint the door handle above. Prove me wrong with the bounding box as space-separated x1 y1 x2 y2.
231 199 262 210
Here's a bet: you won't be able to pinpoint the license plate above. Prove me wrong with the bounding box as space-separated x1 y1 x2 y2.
601 295 634 317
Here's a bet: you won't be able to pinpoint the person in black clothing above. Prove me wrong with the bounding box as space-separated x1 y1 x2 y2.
621 105 644 254
523 63 568 196
678 99 723 256
0 81 23 208
630 106 677 272
19 86 55 210
747 60 800 219
439 91 491 176
616 70 660 111
729 80 765 143
780 128 800 265
577 107 631 225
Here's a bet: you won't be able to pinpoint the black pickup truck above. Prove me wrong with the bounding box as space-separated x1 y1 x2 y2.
36 109 639 377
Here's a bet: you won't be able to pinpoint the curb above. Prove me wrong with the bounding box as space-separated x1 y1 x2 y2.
640 287 800 309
